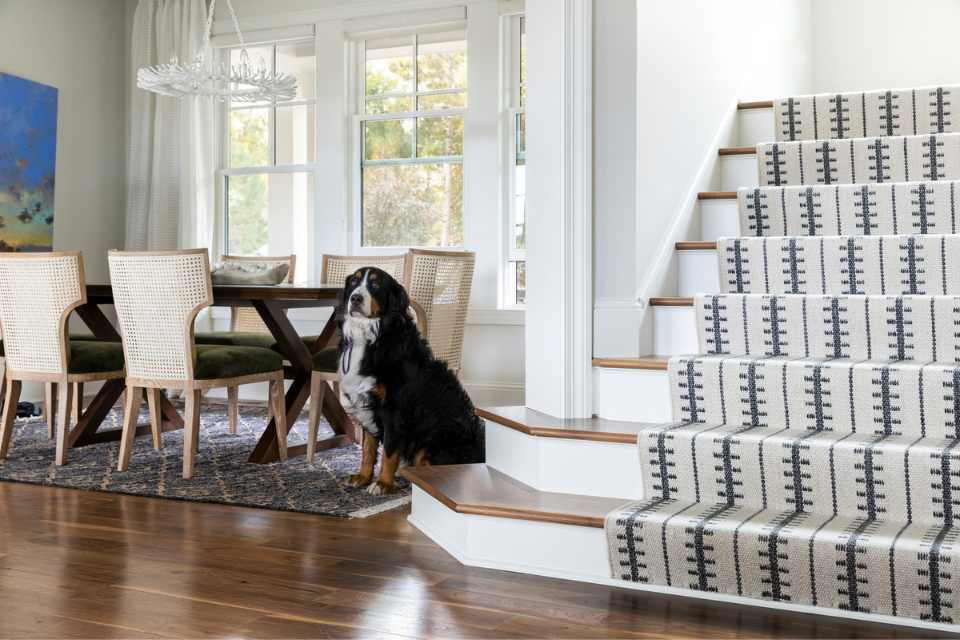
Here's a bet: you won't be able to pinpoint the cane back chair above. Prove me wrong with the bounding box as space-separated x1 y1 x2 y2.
0 252 125 465
109 249 287 479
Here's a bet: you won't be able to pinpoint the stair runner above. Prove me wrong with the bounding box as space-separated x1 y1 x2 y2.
606 86 960 625
773 86 958 142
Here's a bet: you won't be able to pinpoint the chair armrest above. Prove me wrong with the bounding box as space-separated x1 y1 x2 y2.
409 300 429 337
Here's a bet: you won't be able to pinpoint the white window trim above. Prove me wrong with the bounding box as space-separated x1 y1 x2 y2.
215 36 323 276
348 30 468 255
500 11 525 308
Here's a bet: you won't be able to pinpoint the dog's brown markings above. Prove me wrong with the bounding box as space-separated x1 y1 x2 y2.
414 448 431 466
371 383 386 400
370 296 382 316
345 430 379 487
372 449 401 494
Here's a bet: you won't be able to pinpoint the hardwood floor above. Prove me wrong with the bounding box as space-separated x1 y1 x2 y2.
0 483 942 639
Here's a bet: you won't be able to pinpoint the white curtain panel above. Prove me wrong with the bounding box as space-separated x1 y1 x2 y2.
127 0 215 250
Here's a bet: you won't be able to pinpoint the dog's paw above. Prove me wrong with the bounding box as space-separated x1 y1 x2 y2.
345 474 373 487
366 481 397 496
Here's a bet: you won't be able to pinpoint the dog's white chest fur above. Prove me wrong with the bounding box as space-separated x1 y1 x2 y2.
338 315 381 435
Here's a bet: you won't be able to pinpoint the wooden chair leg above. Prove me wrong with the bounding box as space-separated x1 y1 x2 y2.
271 380 288 461
227 386 239 435
0 379 22 459
117 385 141 471
183 389 201 479
55 382 74 466
306 374 326 462
145 388 163 450
44 382 56 440
192 391 201 455
72 382 84 422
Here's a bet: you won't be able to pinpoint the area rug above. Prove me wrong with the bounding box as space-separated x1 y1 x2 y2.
0 402 409 518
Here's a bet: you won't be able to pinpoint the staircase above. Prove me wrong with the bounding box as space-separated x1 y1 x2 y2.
404 85 960 632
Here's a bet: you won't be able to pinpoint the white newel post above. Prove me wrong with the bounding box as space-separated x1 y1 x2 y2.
524 0 593 418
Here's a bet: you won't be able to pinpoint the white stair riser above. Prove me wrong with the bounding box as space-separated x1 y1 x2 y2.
720 155 757 191
653 305 696 355
407 490 959 634
677 250 720 296
699 199 739 240
737 108 775 146
484 421 642 500
593 366 672 422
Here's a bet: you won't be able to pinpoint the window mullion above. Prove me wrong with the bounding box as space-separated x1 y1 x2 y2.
412 34 419 160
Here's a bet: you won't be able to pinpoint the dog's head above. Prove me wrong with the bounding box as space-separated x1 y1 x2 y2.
343 267 410 320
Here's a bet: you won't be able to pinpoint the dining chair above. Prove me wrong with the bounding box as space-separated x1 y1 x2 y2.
404 249 475 374
0 252 126 465
194 254 295 434
304 253 426 461
109 249 288 479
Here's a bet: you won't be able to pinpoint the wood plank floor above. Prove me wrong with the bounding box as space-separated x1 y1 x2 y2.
0 483 942 639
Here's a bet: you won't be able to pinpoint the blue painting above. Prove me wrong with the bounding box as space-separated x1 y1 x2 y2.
0 72 57 251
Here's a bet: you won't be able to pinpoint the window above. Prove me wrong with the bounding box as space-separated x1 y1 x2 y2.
220 39 317 280
503 15 526 306
358 30 467 248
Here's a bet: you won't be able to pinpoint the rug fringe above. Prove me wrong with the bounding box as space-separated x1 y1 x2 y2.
349 495 411 518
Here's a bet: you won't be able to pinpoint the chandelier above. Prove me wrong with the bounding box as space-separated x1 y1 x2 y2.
137 0 297 103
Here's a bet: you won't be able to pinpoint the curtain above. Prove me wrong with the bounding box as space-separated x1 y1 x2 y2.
127 0 215 250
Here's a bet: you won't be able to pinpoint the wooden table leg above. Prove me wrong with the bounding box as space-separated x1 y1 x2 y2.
248 301 354 463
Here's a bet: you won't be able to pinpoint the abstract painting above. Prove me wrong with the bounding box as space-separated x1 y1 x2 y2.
0 72 57 251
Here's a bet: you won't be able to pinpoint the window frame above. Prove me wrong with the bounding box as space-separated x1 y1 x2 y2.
350 29 468 255
501 12 526 308
215 36 321 275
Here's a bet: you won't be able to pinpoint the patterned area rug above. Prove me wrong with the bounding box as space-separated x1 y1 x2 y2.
0 402 409 518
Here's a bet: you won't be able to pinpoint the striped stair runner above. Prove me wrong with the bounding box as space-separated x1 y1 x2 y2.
607 85 960 625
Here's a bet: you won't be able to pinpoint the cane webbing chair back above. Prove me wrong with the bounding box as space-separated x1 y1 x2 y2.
220 255 296 333
0 252 85 375
109 249 212 382
320 254 407 285
404 249 475 372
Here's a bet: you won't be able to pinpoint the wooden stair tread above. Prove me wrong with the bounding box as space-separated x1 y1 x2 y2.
737 100 774 110
675 241 717 251
477 405 649 444
649 296 693 307
718 146 756 156
592 356 669 371
401 464 628 528
697 191 736 200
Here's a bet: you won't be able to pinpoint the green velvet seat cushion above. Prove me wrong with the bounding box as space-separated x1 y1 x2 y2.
0 333 106 358
194 344 283 380
312 346 339 373
68 340 125 374
195 331 323 353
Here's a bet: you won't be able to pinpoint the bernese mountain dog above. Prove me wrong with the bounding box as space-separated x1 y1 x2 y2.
337 267 485 495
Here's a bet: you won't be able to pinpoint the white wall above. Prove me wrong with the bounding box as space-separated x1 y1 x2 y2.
0 0 127 284
594 0 811 357
810 0 960 93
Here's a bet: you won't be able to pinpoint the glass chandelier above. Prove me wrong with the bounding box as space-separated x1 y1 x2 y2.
137 0 297 103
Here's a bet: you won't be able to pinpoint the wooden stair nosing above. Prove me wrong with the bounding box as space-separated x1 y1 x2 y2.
401 464 628 528
737 100 774 110
697 191 737 200
718 146 756 156
675 241 717 251
649 296 694 307
476 405 645 444
592 356 669 371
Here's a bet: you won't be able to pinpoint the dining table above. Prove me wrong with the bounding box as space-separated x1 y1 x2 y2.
72 282 352 463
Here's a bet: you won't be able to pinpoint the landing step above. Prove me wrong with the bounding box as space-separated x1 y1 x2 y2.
401 464 627 527
478 406 644 444
592 356 668 370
